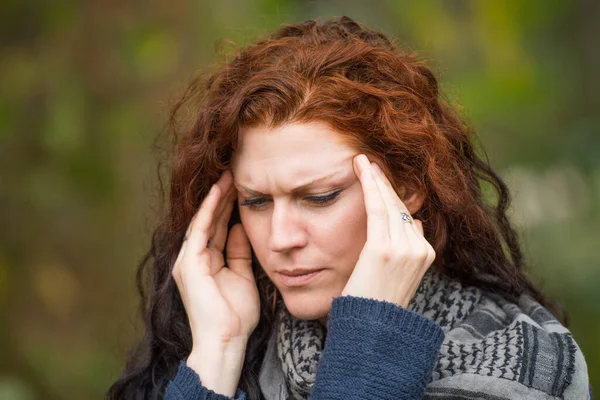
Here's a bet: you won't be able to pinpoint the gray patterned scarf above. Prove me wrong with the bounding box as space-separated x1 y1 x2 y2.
264 268 591 399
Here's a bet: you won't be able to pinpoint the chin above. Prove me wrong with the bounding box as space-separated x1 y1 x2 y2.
281 290 334 321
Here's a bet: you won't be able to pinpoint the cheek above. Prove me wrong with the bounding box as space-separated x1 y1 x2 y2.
314 194 368 270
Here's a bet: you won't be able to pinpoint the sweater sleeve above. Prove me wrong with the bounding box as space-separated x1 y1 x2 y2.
164 360 247 400
165 295 443 400
310 295 445 400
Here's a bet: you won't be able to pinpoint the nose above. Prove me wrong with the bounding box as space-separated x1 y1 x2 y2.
268 200 307 253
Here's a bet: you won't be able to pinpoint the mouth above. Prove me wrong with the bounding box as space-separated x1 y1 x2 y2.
277 268 324 287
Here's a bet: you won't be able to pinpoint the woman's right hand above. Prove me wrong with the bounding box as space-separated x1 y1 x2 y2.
171 169 260 396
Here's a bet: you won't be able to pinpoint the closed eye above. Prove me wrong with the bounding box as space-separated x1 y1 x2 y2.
240 190 342 211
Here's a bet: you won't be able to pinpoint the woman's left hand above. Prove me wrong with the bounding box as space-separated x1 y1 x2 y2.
341 154 436 308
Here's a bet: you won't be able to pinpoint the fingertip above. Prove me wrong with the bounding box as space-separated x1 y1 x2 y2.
213 170 233 196
352 154 361 175
413 219 424 235
209 183 220 197
223 168 234 184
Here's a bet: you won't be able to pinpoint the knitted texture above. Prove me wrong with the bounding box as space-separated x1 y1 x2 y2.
165 296 444 400
164 269 591 399
307 296 445 399
271 268 591 399
165 360 247 400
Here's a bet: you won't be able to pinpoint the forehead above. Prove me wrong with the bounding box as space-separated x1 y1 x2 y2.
231 121 357 191
233 121 355 172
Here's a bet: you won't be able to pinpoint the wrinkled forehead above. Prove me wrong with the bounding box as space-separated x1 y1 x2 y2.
231 121 357 190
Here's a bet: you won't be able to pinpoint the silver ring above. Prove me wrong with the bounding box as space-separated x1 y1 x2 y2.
400 212 413 224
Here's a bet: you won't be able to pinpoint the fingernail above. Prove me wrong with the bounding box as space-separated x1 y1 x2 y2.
358 154 369 168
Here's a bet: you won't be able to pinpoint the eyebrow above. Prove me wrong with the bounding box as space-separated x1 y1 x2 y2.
234 171 342 196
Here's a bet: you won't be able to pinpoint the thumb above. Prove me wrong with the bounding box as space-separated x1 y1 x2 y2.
226 223 254 281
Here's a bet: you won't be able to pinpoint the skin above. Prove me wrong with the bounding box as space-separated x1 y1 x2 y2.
230 120 428 325
231 121 369 325
172 120 435 397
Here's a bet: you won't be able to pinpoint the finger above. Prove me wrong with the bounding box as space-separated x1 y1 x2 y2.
214 169 234 199
207 171 235 237
413 219 437 266
187 170 234 249
370 163 423 242
174 185 220 274
370 163 432 268
185 184 222 258
353 154 389 246
211 171 235 219
226 223 254 281
370 162 410 245
212 188 237 251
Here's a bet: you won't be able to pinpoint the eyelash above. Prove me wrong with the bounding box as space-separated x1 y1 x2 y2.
239 190 342 211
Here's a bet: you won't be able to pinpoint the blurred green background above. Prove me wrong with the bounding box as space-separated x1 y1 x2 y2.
1 0 598 398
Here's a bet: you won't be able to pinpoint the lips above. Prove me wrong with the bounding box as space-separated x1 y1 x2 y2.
278 268 323 277
277 268 324 287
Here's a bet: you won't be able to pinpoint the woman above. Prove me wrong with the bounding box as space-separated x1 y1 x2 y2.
108 16 591 399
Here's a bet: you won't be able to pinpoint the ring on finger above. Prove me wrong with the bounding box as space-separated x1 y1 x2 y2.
370 163 410 219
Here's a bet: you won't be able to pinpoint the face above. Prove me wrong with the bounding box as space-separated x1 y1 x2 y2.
231 120 367 325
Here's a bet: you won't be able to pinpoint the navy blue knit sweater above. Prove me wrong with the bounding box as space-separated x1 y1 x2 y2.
164 296 446 399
